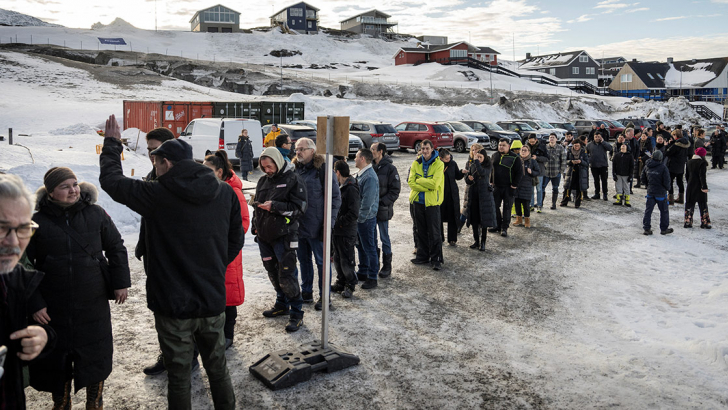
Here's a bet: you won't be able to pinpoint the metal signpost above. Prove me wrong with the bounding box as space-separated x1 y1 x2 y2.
249 116 359 390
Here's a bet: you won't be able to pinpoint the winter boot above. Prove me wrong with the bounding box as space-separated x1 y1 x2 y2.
342 285 355 298
613 194 622 205
603 192 608 201
379 253 392 278
583 191 591 201
675 193 684 204
52 380 72 410
624 195 632 207
86 381 104 410
479 230 487 252
591 192 600 200
551 192 558 210
560 190 570 207
660 228 674 235
700 209 712 229
470 226 480 249
575 192 582 208
143 353 166 375
514 216 523 226
285 315 304 333
668 194 674 205
684 208 694 228
524 217 531 228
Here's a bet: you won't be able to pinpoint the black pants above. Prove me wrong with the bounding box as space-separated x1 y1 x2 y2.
333 235 357 287
711 149 725 168
591 167 608 195
409 203 418 248
441 220 458 243
413 202 443 263
224 306 237 340
669 173 684 195
493 186 514 231
514 198 531 217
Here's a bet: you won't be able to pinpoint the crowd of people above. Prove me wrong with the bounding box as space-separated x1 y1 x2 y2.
0 114 723 409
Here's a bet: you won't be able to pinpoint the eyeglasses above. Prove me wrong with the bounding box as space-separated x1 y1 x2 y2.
294 148 312 153
0 221 39 239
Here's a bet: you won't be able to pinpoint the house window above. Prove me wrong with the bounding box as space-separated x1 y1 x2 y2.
621 73 633 83
647 73 655 79
308 21 312 29
550 68 556 75
450 49 467 58
399 52 404 59
586 67 595 75
572 67 580 75
356 17 361 22
289 8 303 17
579 55 588 63
656 73 664 79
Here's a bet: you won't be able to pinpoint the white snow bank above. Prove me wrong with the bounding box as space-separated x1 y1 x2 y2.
49 123 98 135
665 62 720 88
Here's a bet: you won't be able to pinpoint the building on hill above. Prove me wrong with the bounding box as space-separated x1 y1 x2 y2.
596 56 626 65
270 2 319 34
190 4 240 33
340 10 397 37
664 57 728 103
416 35 448 45
469 47 500 65
393 42 479 66
518 50 599 86
608 62 669 100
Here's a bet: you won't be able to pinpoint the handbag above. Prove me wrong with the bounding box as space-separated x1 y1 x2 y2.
47 216 115 300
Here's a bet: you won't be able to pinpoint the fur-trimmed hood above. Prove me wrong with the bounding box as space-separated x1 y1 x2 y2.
292 153 325 170
35 181 98 210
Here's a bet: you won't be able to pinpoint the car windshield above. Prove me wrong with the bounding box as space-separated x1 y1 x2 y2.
515 123 535 131
375 124 396 134
448 122 474 132
485 122 505 131
536 121 555 129
609 120 625 127
291 129 317 139
432 125 451 133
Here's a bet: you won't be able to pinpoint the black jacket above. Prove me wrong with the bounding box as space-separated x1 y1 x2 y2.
515 157 541 200
465 158 497 228
334 176 360 237
586 140 613 168
665 137 690 174
26 182 130 393
134 168 157 261
100 137 243 320
612 151 634 177
641 158 671 198
441 158 464 223
252 161 307 243
373 155 401 221
685 157 708 204
527 140 549 173
709 132 726 154
235 136 255 173
1 265 56 409
490 151 523 188
293 155 341 240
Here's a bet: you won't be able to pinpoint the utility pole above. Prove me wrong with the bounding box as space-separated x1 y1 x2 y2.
280 54 283 94
512 33 515 64
155 0 158 32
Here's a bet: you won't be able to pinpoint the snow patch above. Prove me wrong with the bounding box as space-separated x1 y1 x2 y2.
49 123 99 136
0 8 59 27
91 18 138 31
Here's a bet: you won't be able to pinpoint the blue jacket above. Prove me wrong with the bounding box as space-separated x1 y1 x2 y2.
356 165 379 223
293 155 341 240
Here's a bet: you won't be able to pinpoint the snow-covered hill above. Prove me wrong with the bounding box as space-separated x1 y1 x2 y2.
0 8 59 27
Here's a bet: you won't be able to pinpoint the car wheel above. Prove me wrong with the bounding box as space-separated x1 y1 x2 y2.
348 154 355 159
454 139 465 153
398 147 408 152
489 139 498 150
414 141 422 153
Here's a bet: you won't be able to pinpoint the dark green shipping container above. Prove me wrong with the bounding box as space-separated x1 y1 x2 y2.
212 101 304 125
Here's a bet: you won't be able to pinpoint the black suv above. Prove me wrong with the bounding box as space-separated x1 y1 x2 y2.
496 121 550 143
618 118 657 131
460 120 520 150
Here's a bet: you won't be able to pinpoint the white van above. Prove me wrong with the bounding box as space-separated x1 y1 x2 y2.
179 118 264 167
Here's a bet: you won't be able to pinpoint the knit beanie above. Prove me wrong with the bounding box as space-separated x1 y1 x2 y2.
695 147 707 157
44 167 77 193
652 150 664 162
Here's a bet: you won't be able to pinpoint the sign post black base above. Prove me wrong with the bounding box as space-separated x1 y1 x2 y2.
249 340 360 390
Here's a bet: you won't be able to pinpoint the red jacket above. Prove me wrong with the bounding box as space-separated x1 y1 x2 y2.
225 173 250 306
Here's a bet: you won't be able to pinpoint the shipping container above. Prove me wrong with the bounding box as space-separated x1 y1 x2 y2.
123 100 304 137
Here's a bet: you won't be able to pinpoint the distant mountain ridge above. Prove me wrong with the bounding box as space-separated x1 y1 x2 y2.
0 8 61 27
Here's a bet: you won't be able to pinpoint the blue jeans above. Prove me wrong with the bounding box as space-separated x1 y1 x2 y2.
357 218 378 280
296 237 328 294
541 174 562 205
643 196 669 231
258 239 303 316
532 175 544 207
377 220 392 255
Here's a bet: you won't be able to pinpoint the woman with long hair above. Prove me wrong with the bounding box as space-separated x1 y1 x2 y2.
465 149 496 251
204 150 250 348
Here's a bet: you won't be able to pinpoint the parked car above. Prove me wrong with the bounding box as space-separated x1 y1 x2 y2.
496 121 549 143
394 121 454 151
549 121 577 134
349 121 400 150
460 120 519 150
180 118 264 166
438 121 485 153
617 118 655 131
512 119 567 140
262 124 318 144
600 119 625 139
571 119 609 139
348 134 364 158
289 119 318 130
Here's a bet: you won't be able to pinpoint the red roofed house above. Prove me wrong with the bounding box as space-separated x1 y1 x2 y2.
394 42 485 66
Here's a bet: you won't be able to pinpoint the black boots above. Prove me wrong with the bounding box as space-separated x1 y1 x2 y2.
574 191 582 208
379 253 392 278
551 192 557 210
285 315 303 332
479 230 487 252
143 353 166 375
86 381 104 410
560 190 570 207
470 227 480 249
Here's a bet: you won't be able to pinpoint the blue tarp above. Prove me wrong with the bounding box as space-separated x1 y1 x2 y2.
98 38 127 45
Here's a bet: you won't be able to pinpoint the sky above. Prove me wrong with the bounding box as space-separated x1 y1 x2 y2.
2 0 728 61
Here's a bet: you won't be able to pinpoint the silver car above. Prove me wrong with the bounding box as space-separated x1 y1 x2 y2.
349 121 400 150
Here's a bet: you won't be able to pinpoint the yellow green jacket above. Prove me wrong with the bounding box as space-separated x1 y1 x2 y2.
408 154 445 206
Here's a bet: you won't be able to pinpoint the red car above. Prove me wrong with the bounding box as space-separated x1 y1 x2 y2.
600 119 626 139
394 121 454 152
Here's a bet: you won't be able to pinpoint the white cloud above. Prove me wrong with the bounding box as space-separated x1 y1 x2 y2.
581 34 728 61
626 7 650 13
653 14 722 22
655 16 687 21
567 14 593 23
595 1 642 14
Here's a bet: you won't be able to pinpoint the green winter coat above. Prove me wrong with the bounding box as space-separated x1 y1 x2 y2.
408 155 445 207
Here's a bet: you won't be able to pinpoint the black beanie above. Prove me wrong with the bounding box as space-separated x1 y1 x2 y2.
44 167 77 193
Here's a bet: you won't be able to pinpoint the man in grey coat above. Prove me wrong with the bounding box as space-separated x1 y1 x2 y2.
586 133 613 201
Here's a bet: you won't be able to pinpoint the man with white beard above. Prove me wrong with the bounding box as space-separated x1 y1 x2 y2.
0 173 54 408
